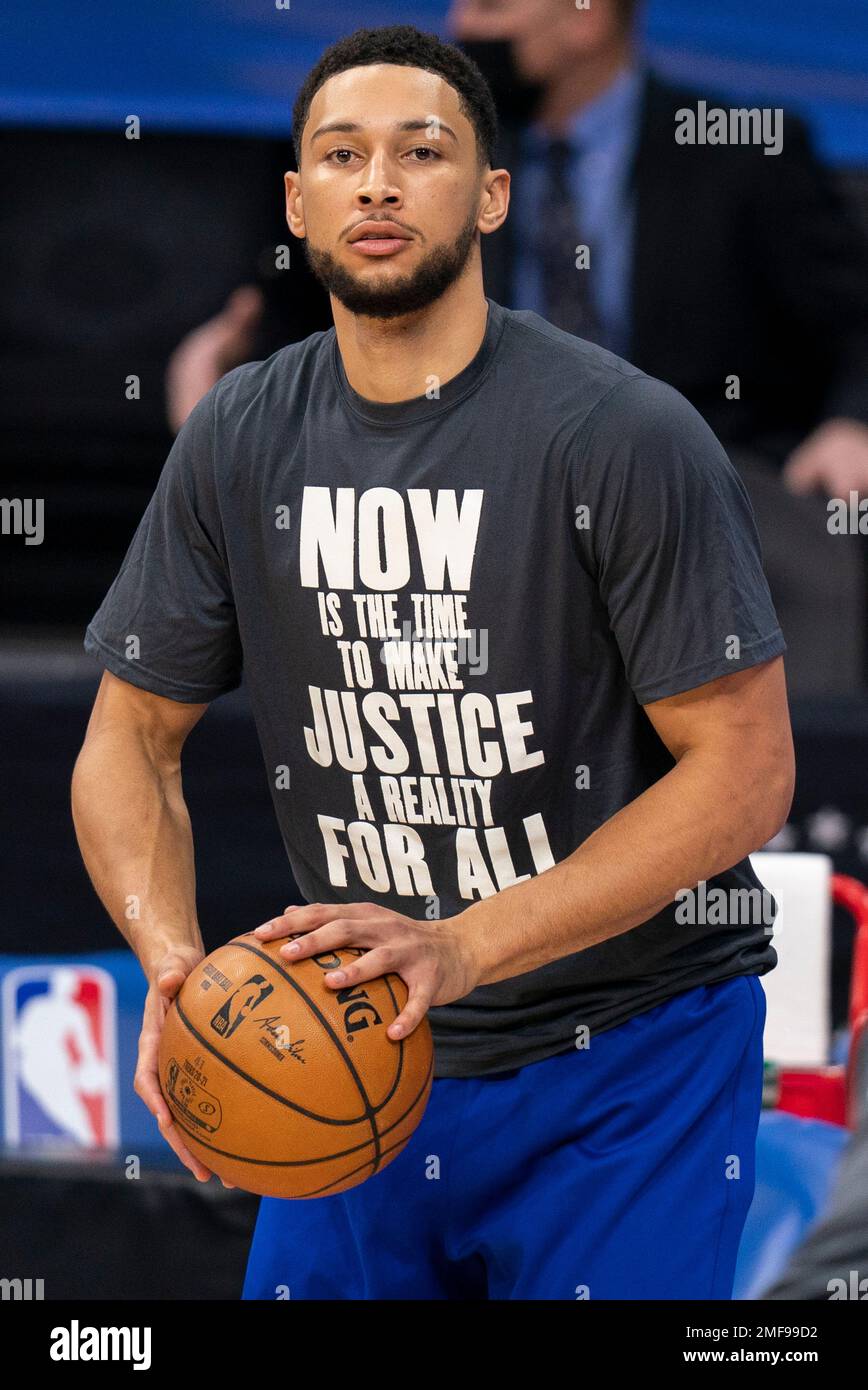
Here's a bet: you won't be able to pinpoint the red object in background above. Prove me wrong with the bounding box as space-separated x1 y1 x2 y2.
773 875 868 1130
834 875 868 1130
776 1067 847 1126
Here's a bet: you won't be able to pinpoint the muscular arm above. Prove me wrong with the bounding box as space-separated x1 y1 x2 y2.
71 670 221 1182
71 670 208 978
461 655 795 987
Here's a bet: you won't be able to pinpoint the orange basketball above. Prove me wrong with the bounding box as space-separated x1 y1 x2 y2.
157 931 434 1199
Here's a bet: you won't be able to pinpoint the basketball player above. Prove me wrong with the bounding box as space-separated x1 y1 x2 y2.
72 24 794 1299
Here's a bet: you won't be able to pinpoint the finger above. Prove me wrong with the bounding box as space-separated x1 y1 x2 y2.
319 944 401 988
137 1046 215 1183
135 1018 170 1116
386 985 431 1040
135 1042 179 1133
224 285 263 329
782 455 821 494
133 1046 212 1181
135 1063 173 1128
155 966 187 999
158 1115 214 1183
254 901 374 941
253 904 311 939
277 918 374 963
153 948 200 999
136 998 185 1126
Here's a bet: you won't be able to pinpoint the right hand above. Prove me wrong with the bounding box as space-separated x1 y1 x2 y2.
165 284 264 433
135 945 234 1188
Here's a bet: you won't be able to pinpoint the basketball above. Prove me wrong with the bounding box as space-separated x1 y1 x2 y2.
158 931 434 1199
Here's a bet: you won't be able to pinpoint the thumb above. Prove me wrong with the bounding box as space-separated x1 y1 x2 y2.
222 285 263 332
782 448 824 495
154 952 195 999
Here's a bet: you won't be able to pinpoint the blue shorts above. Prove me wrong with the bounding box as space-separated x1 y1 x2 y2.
242 974 765 1300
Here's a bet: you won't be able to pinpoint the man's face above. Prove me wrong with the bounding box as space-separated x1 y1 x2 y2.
287 63 490 319
449 0 627 84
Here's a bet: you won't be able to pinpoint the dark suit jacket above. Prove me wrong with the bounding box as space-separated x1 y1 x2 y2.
481 72 868 461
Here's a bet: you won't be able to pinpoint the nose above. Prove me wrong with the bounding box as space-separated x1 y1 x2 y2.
353 148 403 210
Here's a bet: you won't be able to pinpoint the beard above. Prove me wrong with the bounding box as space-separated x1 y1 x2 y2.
302 203 481 320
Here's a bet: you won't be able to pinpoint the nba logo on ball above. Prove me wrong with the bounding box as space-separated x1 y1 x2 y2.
210 973 274 1039
159 933 434 1198
2 964 119 1148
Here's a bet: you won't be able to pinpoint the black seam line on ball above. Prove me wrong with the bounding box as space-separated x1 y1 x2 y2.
174 990 372 1128
168 1050 433 1166
171 1121 424 1200
376 967 405 1100
235 938 385 1164
167 1052 434 1195
241 935 408 1107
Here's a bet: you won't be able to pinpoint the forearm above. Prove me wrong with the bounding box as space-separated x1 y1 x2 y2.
459 747 789 988
71 730 203 979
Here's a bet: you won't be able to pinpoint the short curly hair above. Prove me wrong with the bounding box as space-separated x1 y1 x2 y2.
291 24 499 172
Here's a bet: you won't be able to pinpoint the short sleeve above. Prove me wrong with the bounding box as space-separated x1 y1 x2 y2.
83 389 243 703
571 374 786 704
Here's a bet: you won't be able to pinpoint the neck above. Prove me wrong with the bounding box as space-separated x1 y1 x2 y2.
331 266 489 404
536 42 635 136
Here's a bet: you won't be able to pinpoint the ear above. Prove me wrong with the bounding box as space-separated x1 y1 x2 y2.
478 167 510 238
284 170 306 239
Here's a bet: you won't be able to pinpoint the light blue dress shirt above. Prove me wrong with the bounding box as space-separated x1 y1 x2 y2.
510 64 645 359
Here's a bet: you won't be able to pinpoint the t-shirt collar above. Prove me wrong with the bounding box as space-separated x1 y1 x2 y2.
331 296 506 428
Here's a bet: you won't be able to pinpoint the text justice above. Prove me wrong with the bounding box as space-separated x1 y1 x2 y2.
303 685 544 779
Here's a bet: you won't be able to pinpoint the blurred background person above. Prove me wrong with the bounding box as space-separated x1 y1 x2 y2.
165 0 868 697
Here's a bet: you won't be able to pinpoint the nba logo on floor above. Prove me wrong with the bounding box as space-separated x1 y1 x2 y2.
3 964 119 1147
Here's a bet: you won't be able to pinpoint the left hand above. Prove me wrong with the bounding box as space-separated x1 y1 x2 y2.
783 418 868 498
252 902 480 1040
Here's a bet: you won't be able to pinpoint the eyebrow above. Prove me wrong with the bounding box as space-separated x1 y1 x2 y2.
309 118 459 145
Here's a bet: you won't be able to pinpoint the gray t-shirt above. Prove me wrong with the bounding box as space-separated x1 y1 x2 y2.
84 296 786 1078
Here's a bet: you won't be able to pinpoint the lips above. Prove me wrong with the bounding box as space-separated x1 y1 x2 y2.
349 222 411 243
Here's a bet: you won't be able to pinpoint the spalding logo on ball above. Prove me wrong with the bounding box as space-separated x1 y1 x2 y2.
158 932 434 1198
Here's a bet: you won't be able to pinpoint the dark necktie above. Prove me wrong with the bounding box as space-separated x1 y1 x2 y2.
538 137 604 345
